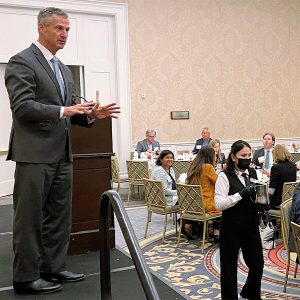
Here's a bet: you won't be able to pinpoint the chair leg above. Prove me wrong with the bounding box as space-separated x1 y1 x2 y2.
162 214 167 243
127 184 132 203
149 211 152 222
174 213 178 233
117 181 120 193
177 217 182 247
201 221 206 253
294 258 298 278
284 250 291 292
144 210 151 238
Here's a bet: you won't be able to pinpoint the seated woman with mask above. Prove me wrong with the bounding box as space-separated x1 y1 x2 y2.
151 150 177 207
268 144 297 209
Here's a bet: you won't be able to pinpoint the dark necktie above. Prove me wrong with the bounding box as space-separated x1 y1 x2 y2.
241 172 251 187
50 57 65 102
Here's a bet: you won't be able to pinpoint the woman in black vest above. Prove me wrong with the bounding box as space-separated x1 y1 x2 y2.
215 140 264 300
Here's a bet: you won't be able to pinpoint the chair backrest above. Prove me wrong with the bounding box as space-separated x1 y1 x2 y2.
126 160 150 183
291 221 300 258
143 178 167 212
111 156 120 183
172 160 192 180
290 153 300 163
280 197 293 249
281 181 299 204
176 183 206 219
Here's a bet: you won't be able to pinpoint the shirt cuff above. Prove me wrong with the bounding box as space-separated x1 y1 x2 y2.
60 107 65 119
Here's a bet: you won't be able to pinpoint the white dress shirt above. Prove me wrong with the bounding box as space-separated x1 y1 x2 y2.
215 170 249 211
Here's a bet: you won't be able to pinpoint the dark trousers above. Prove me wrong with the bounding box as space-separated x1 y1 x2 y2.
13 162 72 282
219 219 264 300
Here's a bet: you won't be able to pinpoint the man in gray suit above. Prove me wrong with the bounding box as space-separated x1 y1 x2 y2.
136 129 160 158
5 7 120 295
192 127 212 154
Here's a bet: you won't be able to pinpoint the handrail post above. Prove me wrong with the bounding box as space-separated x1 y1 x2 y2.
99 194 111 300
99 190 160 300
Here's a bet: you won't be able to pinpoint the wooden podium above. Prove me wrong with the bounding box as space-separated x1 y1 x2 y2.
68 118 115 255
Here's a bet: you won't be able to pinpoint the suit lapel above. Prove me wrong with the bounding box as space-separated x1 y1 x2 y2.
31 44 65 104
143 140 148 151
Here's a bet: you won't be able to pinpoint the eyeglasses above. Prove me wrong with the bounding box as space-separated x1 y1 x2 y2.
147 135 155 138
74 95 88 102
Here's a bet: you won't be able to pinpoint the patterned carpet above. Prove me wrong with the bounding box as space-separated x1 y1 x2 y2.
141 234 300 299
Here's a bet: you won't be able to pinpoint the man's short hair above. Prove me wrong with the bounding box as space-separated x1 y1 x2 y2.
263 132 275 144
38 7 68 25
146 129 156 136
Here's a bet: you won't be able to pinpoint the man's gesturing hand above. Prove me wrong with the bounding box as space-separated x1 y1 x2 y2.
63 103 92 117
88 102 121 119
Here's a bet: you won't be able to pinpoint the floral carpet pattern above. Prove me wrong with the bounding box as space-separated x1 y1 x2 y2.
142 235 300 299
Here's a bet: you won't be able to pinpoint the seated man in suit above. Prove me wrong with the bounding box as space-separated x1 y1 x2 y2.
136 129 160 158
192 127 212 154
252 132 275 176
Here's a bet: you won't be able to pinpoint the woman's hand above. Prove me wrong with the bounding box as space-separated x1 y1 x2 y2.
239 185 256 199
262 168 270 177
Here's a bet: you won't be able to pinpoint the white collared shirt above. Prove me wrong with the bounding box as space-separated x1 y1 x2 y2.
215 169 249 211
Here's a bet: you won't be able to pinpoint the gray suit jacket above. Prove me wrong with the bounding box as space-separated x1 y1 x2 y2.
5 43 90 163
252 148 265 167
192 138 212 154
136 139 160 156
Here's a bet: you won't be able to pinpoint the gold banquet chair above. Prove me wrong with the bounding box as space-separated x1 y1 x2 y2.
111 156 128 193
290 153 300 164
126 160 150 202
143 178 179 243
176 183 221 252
270 181 299 222
280 198 298 292
290 222 300 284
172 160 192 181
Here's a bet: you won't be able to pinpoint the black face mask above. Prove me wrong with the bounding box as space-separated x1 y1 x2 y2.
236 158 251 170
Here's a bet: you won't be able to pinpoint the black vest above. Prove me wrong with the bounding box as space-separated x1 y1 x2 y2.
222 169 259 227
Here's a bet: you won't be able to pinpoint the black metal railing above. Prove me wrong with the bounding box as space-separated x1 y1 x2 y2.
99 190 160 300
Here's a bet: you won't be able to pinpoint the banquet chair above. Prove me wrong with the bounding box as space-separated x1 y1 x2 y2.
280 198 298 292
172 160 192 180
290 153 300 164
269 181 299 222
111 156 128 193
291 222 300 281
126 160 150 202
143 178 179 243
176 183 221 252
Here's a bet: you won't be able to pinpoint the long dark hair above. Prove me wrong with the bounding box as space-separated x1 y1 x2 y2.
226 140 251 173
186 146 215 184
156 150 174 166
